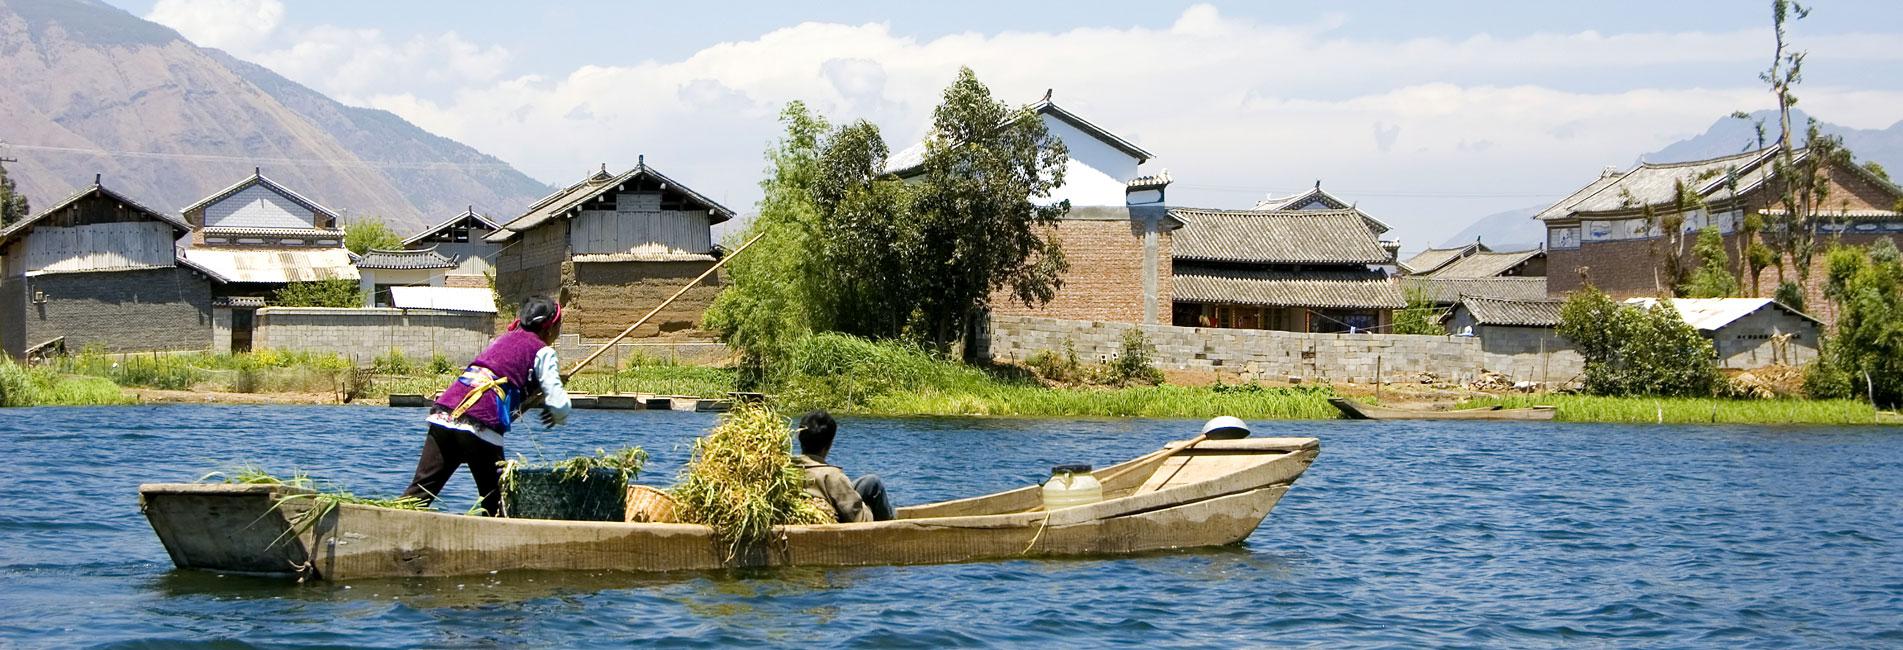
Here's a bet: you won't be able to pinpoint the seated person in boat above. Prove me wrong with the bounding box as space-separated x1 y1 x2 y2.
401 296 573 516
794 411 894 522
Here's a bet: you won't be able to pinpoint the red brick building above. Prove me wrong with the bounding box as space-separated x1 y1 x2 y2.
1537 146 1903 325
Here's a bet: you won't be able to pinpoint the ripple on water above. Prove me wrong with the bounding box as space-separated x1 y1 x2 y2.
0 406 1900 647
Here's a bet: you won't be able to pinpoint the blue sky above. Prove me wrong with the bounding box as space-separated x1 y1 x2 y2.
107 0 1903 246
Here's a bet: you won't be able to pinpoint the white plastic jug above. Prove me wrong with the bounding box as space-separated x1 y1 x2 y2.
1041 464 1103 510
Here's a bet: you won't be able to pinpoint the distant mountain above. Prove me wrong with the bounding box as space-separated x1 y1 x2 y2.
1437 205 1544 251
1647 109 1903 173
0 0 550 232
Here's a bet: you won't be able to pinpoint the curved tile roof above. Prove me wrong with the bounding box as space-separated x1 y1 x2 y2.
1174 268 1404 309
1170 209 1391 265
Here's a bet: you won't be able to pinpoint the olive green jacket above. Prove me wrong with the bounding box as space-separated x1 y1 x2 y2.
794 454 872 523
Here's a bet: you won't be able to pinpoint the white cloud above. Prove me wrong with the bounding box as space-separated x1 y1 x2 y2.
165 3 1903 244
146 0 284 53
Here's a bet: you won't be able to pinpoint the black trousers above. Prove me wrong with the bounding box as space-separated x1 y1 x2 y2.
853 474 895 521
402 423 505 516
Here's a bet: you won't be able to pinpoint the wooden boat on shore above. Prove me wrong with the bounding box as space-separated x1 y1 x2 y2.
1329 397 1556 421
139 437 1318 581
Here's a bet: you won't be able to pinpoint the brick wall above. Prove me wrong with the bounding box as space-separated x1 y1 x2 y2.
0 278 24 358
989 216 1171 324
16 267 214 356
253 307 496 363
989 314 1584 384
568 260 721 339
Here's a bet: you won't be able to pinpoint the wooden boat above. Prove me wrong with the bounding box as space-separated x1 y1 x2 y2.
1329 397 1556 421
138 437 1319 581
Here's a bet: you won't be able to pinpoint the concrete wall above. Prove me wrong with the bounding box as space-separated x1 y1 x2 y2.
1476 325 1584 380
1712 308 1820 369
252 307 496 363
988 314 1585 384
15 267 213 356
0 277 24 358
1041 114 1140 208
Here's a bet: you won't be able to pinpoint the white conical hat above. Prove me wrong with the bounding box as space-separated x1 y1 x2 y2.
1201 416 1249 436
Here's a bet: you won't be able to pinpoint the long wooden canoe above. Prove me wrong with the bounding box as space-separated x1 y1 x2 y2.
139 437 1319 580
1329 397 1556 421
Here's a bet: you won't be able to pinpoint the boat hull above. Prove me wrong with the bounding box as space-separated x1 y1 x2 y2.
140 438 1318 580
1329 398 1557 421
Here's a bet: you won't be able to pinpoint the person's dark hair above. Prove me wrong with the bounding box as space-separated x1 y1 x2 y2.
797 410 837 455
518 296 562 334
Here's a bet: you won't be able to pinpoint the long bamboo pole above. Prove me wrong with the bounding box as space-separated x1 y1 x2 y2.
561 231 766 381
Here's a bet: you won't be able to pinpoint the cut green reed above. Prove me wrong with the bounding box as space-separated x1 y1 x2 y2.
0 356 134 407
671 403 831 561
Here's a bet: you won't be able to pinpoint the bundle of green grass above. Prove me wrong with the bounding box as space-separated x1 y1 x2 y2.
671 403 830 559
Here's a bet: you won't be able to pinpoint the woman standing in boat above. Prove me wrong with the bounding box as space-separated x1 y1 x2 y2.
401 295 573 515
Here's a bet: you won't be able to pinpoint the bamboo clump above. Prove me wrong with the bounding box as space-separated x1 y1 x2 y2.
670 403 831 560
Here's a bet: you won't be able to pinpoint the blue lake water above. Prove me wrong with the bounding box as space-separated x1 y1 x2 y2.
0 405 1899 648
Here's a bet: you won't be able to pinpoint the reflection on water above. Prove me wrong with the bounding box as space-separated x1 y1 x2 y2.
2 406 1901 647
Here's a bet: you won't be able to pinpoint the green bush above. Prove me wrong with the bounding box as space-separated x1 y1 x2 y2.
372 350 417 375
1558 287 1720 397
1805 239 1903 405
272 279 364 308
1109 329 1164 386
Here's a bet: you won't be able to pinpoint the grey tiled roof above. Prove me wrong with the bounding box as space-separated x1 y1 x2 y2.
202 226 344 238
489 161 735 242
1399 242 1487 275
1540 148 1781 220
355 247 457 270
1174 268 1405 309
1426 249 1543 279
1401 276 1549 304
1170 208 1392 265
1460 296 1564 327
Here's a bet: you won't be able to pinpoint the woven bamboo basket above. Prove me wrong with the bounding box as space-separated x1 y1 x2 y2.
623 485 678 523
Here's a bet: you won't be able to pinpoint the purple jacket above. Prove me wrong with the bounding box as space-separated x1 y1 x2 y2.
434 328 547 433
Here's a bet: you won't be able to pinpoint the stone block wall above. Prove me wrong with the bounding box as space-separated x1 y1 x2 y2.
549 335 731 373
253 307 495 364
988 314 1584 384
14 267 214 356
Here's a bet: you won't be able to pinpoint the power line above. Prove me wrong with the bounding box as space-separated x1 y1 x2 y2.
1 142 521 171
1172 183 1568 199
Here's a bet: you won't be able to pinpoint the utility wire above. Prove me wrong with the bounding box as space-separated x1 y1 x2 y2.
1 142 521 171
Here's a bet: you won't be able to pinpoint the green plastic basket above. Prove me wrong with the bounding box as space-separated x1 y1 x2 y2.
502 467 626 521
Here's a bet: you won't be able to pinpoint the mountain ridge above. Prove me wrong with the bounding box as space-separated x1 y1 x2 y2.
0 0 549 232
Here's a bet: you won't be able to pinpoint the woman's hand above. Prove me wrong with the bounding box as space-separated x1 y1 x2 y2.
538 409 559 427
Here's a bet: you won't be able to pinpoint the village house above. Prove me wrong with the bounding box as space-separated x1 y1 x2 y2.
1442 295 1581 382
1398 242 1548 309
401 207 503 288
1537 145 1903 324
487 158 734 339
176 170 357 352
1168 208 1404 333
0 177 221 358
888 91 1182 325
1625 297 1820 369
354 247 458 307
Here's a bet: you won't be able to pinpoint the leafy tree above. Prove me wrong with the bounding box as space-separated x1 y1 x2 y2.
1558 286 1720 397
704 102 834 381
272 278 365 308
906 67 1070 352
1865 161 1892 183
1681 227 1739 298
0 160 29 226
1391 284 1444 335
812 119 914 341
1774 280 1806 314
1804 239 1903 405
344 218 405 255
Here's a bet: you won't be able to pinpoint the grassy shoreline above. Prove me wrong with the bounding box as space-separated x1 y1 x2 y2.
4 349 1895 425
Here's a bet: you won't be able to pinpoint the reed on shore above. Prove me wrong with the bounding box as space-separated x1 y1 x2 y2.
1459 394 1883 425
